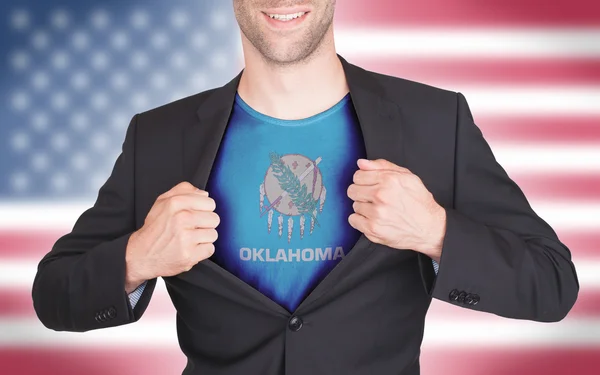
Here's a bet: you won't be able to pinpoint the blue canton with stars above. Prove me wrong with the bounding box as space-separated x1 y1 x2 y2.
0 0 241 201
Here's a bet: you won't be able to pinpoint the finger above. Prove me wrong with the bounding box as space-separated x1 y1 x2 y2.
192 243 216 262
348 212 369 232
352 201 376 219
188 227 219 243
357 158 410 173
167 194 217 214
178 210 220 229
347 184 377 203
353 169 381 186
160 181 209 200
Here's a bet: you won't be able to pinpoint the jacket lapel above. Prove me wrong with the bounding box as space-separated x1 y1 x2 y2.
181 53 406 314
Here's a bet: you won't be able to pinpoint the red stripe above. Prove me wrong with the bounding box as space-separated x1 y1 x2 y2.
0 348 598 375
3 286 599 319
421 348 600 375
337 0 600 27
356 59 600 86
0 349 186 375
1 227 599 259
0 231 62 259
0 225 588 266
0 289 177 318
509 173 600 202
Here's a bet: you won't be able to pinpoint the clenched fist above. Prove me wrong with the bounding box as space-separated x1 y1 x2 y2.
347 159 446 262
124 181 220 293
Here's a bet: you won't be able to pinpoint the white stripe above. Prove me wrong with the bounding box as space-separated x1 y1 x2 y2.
458 86 600 116
492 144 600 173
1 199 598 230
0 316 599 348
2 257 597 290
336 28 600 59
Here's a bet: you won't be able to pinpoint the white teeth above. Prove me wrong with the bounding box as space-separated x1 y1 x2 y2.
267 11 306 21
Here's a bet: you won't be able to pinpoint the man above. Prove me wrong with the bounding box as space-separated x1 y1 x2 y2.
32 1 579 374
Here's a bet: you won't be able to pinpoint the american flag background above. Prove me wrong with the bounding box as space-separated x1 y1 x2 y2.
1 0 599 374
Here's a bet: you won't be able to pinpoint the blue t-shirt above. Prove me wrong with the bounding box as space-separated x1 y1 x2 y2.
205 92 367 312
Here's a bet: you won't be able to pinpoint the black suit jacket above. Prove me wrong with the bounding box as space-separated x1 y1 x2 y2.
32 54 579 375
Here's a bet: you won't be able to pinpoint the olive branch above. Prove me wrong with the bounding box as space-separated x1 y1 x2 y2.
269 152 320 227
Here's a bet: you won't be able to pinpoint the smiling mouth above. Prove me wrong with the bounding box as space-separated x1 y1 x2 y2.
263 11 309 21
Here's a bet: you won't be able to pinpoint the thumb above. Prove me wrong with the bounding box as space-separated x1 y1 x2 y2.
357 158 407 172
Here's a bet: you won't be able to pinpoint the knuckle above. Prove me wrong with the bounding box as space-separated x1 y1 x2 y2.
373 188 386 202
174 210 192 227
374 204 386 218
169 195 186 211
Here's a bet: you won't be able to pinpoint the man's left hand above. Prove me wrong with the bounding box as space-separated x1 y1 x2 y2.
347 158 446 262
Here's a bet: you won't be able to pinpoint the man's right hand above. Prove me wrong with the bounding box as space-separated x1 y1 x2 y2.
124 181 220 293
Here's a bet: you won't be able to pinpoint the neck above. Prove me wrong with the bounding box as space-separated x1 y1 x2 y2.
236 34 349 120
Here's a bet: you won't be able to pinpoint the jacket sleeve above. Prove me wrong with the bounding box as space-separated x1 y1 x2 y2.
31 114 157 332
422 92 579 322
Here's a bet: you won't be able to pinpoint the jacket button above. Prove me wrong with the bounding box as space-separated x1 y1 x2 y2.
101 311 109 321
457 291 467 303
472 294 480 305
288 316 303 332
94 314 101 322
465 294 474 305
448 289 459 301
107 307 117 319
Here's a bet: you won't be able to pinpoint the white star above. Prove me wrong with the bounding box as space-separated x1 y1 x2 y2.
71 152 90 171
131 9 150 30
91 9 110 30
51 9 70 30
71 30 90 50
151 30 170 50
131 93 149 111
91 132 109 151
31 152 50 171
51 173 69 192
211 51 228 70
31 30 50 50
151 71 168 89
91 91 110 111
71 71 90 90
211 11 229 30
170 9 190 29
51 133 69 152
171 51 189 69
10 50 30 71
111 30 130 50
190 30 208 50
111 112 129 130
131 51 149 70
31 112 50 132
111 71 130 90
70 112 89 131
31 70 50 91
10 9 30 31
91 51 110 71
11 172 29 192
51 91 70 111
51 50 70 70
11 91 30 111
190 72 208 91
11 132 30 152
